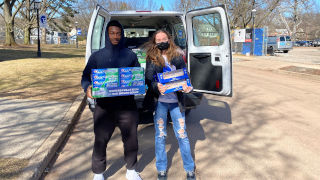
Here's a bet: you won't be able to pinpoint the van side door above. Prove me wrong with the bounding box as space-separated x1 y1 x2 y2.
186 5 232 96
85 5 110 64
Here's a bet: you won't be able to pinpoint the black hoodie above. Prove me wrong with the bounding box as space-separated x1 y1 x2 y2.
81 20 140 110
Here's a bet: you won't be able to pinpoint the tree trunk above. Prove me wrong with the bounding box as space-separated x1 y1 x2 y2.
23 0 31 45
41 28 47 44
24 26 31 45
3 1 17 46
5 22 16 46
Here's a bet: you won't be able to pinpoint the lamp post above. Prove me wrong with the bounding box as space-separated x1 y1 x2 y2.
75 21 78 48
32 0 41 57
251 9 256 55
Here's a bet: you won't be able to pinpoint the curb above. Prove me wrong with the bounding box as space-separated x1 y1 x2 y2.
19 93 87 180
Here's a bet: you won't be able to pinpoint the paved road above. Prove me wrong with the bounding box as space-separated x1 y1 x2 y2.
43 57 320 180
0 98 71 179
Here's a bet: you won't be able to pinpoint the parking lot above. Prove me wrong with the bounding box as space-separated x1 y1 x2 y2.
267 47 320 65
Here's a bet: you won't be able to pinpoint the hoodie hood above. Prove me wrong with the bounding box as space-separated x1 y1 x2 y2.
105 20 125 49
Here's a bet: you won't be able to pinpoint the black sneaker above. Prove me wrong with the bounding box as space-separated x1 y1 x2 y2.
157 171 167 180
186 171 196 180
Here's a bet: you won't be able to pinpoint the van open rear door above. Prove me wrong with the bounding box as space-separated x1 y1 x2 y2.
85 5 110 64
85 5 110 109
186 5 232 96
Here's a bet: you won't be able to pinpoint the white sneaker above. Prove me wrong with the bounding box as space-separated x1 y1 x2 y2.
126 169 142 180
93 173 104 180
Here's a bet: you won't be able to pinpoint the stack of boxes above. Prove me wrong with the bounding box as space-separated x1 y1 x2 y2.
156 68 192 94
91 67 145 98
132 49 147 69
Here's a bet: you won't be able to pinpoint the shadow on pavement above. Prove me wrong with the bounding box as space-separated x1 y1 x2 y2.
0 48 83 62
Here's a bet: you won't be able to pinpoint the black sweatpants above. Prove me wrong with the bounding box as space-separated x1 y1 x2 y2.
92 103 139 174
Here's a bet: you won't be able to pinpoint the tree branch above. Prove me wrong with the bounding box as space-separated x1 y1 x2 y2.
255 0 281 27
12 0 25 20
279 12 291 35
10 0 18 8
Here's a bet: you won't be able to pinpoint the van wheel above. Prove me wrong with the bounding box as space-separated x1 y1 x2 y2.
283 50 289 53
267 47 274 55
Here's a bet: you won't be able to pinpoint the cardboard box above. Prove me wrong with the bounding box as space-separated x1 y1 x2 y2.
164 78 192 94
91 67 145 98
157 68 189 84
132 49 147 64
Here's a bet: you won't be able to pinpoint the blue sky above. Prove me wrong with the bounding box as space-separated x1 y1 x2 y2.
316 0 320 11
153 0 175 11
140 0 320 12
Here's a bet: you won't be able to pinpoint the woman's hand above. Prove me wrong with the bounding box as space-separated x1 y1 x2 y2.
157 83 167 95
182 84 193 93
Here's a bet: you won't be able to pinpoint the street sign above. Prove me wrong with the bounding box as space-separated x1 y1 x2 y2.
234 29 245 42
40 14 47 28
77 28 82 35
245 29 253 42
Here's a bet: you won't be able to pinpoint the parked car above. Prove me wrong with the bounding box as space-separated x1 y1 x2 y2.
267 35 293 53
313 39 320 47
85 5 233 118
295 41 306 47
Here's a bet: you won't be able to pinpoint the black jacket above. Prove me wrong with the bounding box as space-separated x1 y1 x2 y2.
81 20 140 110
145 55 188 111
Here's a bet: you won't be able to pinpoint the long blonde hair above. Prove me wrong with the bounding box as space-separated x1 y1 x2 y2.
143 30 180 67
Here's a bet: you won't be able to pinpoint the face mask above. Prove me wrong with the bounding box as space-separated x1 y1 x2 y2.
156 41 169 50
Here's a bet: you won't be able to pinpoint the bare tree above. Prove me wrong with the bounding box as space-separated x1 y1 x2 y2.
276 0 313 41
299 12 320 40
16 0 77 45
174 0 282 29
174 0 200 12
1 0 25 46
73 0 158 36
159 4 164 11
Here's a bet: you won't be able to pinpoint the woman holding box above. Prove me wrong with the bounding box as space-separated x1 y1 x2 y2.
144 30 196 180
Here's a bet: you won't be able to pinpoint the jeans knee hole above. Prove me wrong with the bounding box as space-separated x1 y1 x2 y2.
159 132 166 137
157 118 164 125
178 129 186 138
178 118 185 128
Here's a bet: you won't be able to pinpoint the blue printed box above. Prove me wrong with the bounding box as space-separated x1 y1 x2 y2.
91 67 145 98
157 68 189 84
164 78 192 94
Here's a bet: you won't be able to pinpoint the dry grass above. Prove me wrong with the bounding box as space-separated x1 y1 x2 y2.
0 44 86 102
0 158 29 180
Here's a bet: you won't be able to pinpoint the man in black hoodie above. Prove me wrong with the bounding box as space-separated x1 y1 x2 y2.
81 20 142 180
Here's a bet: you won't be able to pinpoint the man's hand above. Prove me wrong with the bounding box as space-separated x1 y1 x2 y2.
182 84 193 93
87 85 94 99
157 83 167 95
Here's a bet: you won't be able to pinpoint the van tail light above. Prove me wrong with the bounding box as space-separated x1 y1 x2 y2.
183 54 187 63
216 80 220 89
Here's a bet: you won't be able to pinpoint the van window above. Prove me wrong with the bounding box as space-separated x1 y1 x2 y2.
92 15 105 51
124 28 156 38
286 36 291 41
280 37 285 41
124 28 156 48
192 13 224 46
173 23 186 49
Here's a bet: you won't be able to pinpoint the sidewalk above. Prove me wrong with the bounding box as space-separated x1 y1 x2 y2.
233 54 320 80
0 94 86 180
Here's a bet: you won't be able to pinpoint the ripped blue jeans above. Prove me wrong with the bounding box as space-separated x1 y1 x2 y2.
154 101 195 172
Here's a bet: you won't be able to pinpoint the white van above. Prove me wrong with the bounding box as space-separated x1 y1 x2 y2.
85 4 233 115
